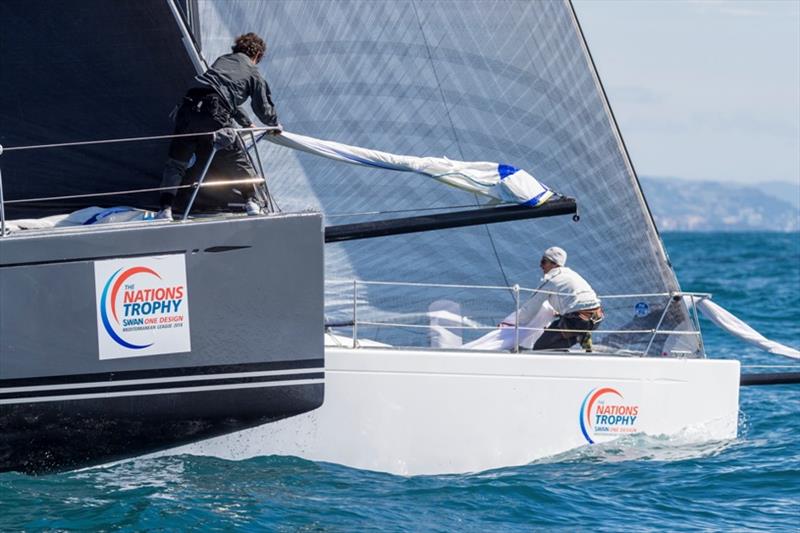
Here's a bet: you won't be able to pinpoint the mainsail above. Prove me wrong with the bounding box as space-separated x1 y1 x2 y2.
190 0 697 354
0 0 197 217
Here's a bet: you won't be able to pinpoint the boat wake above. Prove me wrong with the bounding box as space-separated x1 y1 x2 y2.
544 434 736 464
536 427 743 466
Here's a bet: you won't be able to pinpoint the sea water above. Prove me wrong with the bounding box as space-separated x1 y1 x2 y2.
1 232 798 531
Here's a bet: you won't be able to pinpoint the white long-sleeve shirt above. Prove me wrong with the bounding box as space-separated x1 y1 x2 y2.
514 267 601 325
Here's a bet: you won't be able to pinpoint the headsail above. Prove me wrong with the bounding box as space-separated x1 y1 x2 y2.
268 131 554 206
189 0 697 354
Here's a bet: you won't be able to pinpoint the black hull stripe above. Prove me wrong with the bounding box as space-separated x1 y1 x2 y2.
0 358 325 388
0 378 323 405
0 372 324 400
0 368 323 394
0 248 187 270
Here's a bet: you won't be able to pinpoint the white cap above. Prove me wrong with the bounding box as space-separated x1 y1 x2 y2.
542 246 567 266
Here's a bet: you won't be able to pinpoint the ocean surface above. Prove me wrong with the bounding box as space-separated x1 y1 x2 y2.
1 232 798 531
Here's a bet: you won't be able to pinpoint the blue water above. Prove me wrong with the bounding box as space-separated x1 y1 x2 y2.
2 233 798 531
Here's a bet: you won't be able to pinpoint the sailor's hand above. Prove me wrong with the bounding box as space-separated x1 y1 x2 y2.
267 123 284 136
499 322 514 328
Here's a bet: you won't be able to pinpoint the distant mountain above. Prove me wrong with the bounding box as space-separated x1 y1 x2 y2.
639 176 799 232
760 181 800 210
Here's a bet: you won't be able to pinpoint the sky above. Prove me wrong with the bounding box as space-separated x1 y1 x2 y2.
572 0 800 186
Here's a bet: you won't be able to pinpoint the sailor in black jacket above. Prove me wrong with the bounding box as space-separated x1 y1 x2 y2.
157 32 281 219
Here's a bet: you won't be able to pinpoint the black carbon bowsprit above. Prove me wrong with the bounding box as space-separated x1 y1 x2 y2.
324 197 578 243
740 372 800 386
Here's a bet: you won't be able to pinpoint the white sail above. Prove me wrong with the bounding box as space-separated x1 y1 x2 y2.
268 131 554 205
193 0 697 355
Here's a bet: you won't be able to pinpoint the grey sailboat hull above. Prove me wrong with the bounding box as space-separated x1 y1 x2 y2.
0 213 325 473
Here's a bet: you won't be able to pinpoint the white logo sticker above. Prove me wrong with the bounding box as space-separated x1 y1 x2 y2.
94 254 191 359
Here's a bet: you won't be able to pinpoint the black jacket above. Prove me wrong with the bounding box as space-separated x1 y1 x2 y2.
194 52 278 127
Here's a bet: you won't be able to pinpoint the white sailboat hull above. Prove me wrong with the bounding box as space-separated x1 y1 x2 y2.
169 347 741 475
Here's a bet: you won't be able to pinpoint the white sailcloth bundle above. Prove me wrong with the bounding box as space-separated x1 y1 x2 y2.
684 296 800 360
434 294 800 358
268 131 554 206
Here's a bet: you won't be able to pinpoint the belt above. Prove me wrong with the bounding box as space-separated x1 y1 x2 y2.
567 307 603 323
185 87 218 100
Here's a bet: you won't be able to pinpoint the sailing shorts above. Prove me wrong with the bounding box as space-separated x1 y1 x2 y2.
532 307 603 351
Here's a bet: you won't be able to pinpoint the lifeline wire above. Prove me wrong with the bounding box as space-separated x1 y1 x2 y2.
1 127 279 152
3 178 264 205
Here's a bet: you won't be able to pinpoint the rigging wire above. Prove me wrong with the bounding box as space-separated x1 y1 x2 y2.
0 127 277 153
409 0 513 293
2 131 214 153
2 178 264 205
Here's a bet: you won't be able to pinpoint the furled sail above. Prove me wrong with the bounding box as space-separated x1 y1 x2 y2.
268 131 554 206
190 0 698 354
687 296 800 360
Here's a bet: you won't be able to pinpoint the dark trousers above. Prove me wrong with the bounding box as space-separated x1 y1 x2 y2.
160 89 264 211
533 312 601 351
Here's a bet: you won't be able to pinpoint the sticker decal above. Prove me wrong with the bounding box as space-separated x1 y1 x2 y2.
634 301 650 318
94 254 190 359
579 387 640 444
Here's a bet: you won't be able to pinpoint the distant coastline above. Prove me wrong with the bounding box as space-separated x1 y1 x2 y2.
640 176 799 232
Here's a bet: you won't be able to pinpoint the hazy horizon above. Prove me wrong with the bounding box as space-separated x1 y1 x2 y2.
573 0 800 187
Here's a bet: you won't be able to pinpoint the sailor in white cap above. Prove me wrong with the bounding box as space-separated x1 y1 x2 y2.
505 246 603 351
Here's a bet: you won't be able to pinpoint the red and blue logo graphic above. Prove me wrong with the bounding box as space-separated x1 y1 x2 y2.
579 387 640 444
99 266 185 350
